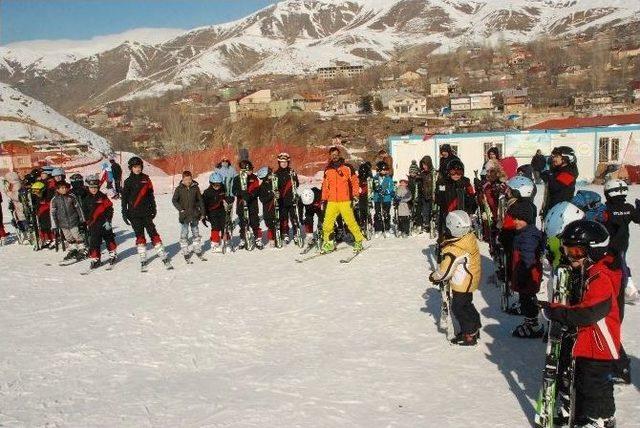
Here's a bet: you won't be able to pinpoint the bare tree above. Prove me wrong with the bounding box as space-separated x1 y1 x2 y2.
160 110 203 175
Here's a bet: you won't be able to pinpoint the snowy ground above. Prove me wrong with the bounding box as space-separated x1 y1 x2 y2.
1 185 639 427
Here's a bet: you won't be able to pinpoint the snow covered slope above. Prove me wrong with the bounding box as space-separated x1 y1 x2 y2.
1 0 638 106
0 83 111 155
0 184 638 426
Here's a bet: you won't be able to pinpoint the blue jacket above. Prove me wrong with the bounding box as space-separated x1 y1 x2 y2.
372 175 395 203
512 224 544 294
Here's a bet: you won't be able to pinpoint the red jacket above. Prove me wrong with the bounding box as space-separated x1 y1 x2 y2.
546 256 621 361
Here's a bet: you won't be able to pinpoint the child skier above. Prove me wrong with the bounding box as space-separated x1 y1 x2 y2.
429 210 482 346
202 172 231 253
416 156 435 233
372 161 395 236
480 160 508 252
82 175 117 268
172 171 205 261
394 179 412 237
121 156 169 267
31 181 54 248
300 186 323 247
507 200 545 338
542 146 578 216
540 220 621 428
257 166 280 248
232 160 263 250
50 181 86 262
435 158 477 251
275 152 301 244
356 161 373 236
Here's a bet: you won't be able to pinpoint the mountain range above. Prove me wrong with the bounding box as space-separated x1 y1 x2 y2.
1 0 638 112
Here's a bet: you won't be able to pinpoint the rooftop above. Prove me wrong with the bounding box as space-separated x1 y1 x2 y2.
528 113 640 130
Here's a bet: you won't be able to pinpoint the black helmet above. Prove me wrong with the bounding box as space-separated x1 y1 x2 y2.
446 159 465 174
128 156 143 169
239 159 253 171
551 146 576 165
69 173 83 183
560 219 610 261
376 160 388 172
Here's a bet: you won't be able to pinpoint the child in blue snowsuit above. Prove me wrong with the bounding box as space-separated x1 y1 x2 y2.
372 161 395 233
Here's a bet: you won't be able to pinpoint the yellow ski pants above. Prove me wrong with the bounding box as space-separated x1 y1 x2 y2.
322 201 364 243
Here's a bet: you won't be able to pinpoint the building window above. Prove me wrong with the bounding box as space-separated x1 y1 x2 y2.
611 138 620 161
483 142 503 157
599 137 610 162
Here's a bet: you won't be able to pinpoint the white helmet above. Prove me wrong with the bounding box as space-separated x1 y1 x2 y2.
544 201 585 237
604 179 628 198
507 175 535 198
298 186 315 206
446 210 472 238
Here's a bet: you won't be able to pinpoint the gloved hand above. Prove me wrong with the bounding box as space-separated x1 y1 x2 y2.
122 212 130 226
202 218 209 227
103 221 112 231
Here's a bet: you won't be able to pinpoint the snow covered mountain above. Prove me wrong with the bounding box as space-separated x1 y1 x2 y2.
1 0 638 108
0 83 111 155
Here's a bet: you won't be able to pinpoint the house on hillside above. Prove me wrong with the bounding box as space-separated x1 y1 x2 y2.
573 90 628 113
323 94 361 115
430 82 449 97
631 81 640 102
399 71 421 82
316 65 364 80
228 89 273 122
292 92 324 111
450 92 493 112
388 92 427 116
502 88 530 113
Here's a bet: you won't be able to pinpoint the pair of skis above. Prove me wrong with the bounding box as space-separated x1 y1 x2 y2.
295 245 368 264
535 266 575 428
239 170 256 251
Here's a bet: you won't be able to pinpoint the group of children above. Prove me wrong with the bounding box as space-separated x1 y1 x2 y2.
427 144 636 427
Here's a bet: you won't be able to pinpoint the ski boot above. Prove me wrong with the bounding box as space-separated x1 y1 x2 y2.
321 240 336 254
575 416 616 428
255 239 264 250
63 248 79 261
512 317 544 338
89 259 101 270
353 240 364 253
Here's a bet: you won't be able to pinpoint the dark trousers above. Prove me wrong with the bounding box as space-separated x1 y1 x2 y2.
451 291 481 334
374 201 391 231
419 199 432 229
87 224 116 259
237 200 261 239
519 292 539 318
280 203 300 234
575 358 615 421
130 216 161 245
398 215 410 234
357 195 369 229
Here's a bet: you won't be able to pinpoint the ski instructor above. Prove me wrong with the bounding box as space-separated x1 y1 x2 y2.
320 146 364 253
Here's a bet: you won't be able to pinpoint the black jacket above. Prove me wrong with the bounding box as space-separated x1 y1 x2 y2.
531 154 546 172
275 167 299 206
82 191 113 227
545 164 577 212
232 172 260 204
604 196 640 253
172 181 204 223
122 173 157 219
110 161 123 182
202 185 229 215
436 176 477 215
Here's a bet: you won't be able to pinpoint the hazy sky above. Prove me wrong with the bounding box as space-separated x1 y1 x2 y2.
1 0 277 44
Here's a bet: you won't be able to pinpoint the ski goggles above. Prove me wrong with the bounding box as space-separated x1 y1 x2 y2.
449 168 463 177
562 244 588 261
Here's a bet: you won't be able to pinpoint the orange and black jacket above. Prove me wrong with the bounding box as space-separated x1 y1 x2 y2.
122 173 157 219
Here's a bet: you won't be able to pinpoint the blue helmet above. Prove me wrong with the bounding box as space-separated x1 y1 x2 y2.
209 172 223 184
51 168 65 177
256 166 271 180
41 166 54 175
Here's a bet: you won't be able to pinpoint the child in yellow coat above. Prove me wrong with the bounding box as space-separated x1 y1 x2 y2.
429 210 482 346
